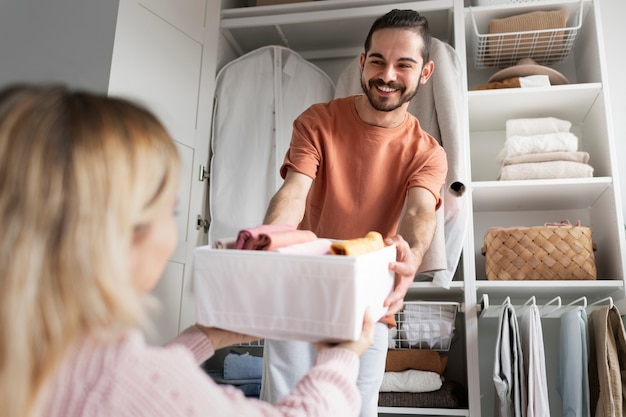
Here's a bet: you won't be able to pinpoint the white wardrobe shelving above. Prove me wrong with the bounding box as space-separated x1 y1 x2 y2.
214 0 626 416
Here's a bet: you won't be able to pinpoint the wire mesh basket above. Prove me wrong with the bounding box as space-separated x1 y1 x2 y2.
390 301 459 351
470 1 583 69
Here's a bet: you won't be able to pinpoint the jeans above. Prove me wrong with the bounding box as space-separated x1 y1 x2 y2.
260 322 389 417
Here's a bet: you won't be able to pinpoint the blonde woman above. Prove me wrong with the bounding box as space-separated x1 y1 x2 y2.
0 84 374 417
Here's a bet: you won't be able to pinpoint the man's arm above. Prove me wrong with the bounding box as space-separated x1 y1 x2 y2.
384 187 438 316
264 170 313 226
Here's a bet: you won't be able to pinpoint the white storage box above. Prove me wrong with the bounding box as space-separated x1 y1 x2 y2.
194 245 396 342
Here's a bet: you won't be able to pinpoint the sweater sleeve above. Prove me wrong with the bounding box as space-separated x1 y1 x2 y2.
113 339 362 417
164 325 215 364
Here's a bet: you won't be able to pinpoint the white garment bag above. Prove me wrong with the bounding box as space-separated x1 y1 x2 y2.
208 46 335 243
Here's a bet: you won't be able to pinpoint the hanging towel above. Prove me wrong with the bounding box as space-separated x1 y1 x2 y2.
333 38 469 288
558 306 591 417
588 305 626 417
519 305 550 417
493 302 527 417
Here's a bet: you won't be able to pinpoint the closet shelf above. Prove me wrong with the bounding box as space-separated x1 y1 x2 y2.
467 82 601 130
220 0 454 59
471 177 612 212
377 406 469 416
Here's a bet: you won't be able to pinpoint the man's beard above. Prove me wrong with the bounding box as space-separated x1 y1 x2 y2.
360 78 419 112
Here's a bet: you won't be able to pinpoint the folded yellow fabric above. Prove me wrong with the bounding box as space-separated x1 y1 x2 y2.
330 231 385 256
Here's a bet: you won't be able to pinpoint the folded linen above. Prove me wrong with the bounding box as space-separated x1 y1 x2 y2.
385 349 448 374
274 238 333 255
380 370 443 393
235 224 296 249
497 131 578 161
500 160 593 180
246 229 318 251
502 151 589 166
506 117 572 138
330 231 385 256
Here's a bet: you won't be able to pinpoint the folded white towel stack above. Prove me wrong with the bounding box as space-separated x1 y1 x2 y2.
497 117 593 180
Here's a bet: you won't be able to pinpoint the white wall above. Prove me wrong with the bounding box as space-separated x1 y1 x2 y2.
0 0 119 93
600 1 626 227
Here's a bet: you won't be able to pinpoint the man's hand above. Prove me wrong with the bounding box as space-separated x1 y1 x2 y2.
383 235 418 316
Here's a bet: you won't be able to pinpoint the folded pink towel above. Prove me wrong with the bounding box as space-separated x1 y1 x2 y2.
235 224 296 250
502 151 589 166
500 160 593 180
275 238 333 255
247 229 318 251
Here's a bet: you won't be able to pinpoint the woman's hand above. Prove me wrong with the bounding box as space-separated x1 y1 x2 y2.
194 325 261 350
315 308 376 357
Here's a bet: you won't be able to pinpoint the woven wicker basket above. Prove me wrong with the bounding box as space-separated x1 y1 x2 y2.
481 221 597 280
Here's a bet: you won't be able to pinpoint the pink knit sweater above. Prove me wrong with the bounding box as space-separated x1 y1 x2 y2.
43 326 361 417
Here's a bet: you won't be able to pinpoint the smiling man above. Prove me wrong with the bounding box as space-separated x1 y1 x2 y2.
260 9 448 417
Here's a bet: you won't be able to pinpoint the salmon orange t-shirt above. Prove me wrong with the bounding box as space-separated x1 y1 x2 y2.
280 95 447 240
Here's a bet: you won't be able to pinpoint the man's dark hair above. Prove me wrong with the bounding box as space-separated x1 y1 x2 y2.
363 9 432 62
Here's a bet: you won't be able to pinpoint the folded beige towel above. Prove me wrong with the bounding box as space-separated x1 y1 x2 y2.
500 160 593 180
330 231 385 256
502 151 589 166
506 117 572 138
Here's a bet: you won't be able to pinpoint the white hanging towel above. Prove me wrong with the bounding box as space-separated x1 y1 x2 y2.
493 302 527 417
520 305 550 417
208 46 335 243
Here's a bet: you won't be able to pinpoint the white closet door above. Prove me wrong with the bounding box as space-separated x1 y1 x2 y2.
108 0 219 345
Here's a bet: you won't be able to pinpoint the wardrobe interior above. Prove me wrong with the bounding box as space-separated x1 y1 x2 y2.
205 0 626 416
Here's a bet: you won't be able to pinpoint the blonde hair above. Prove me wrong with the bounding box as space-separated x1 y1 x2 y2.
0 84 181 417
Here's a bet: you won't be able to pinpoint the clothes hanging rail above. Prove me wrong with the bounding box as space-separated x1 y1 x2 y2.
478 294 615 319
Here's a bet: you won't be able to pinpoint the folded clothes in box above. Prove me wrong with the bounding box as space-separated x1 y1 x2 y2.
194 245 396 342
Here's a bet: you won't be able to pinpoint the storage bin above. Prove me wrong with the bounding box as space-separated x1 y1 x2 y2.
194 245 396 343
481 222 597 280
469 2 583 68
390 301 459 351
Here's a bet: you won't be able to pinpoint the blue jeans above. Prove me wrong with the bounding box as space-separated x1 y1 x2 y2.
260 322 389 417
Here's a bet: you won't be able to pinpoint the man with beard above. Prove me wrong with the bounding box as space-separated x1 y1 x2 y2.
259 9 448 417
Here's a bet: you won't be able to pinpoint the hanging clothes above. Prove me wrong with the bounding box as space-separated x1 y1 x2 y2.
558 306 590 417
494 302 527 417
519 304 550 417
208 45 335 243
588 305 626 417
333 38 468 288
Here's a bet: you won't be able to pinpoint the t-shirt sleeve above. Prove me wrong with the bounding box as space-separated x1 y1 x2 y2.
280 115 321 180
408 144 448 210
